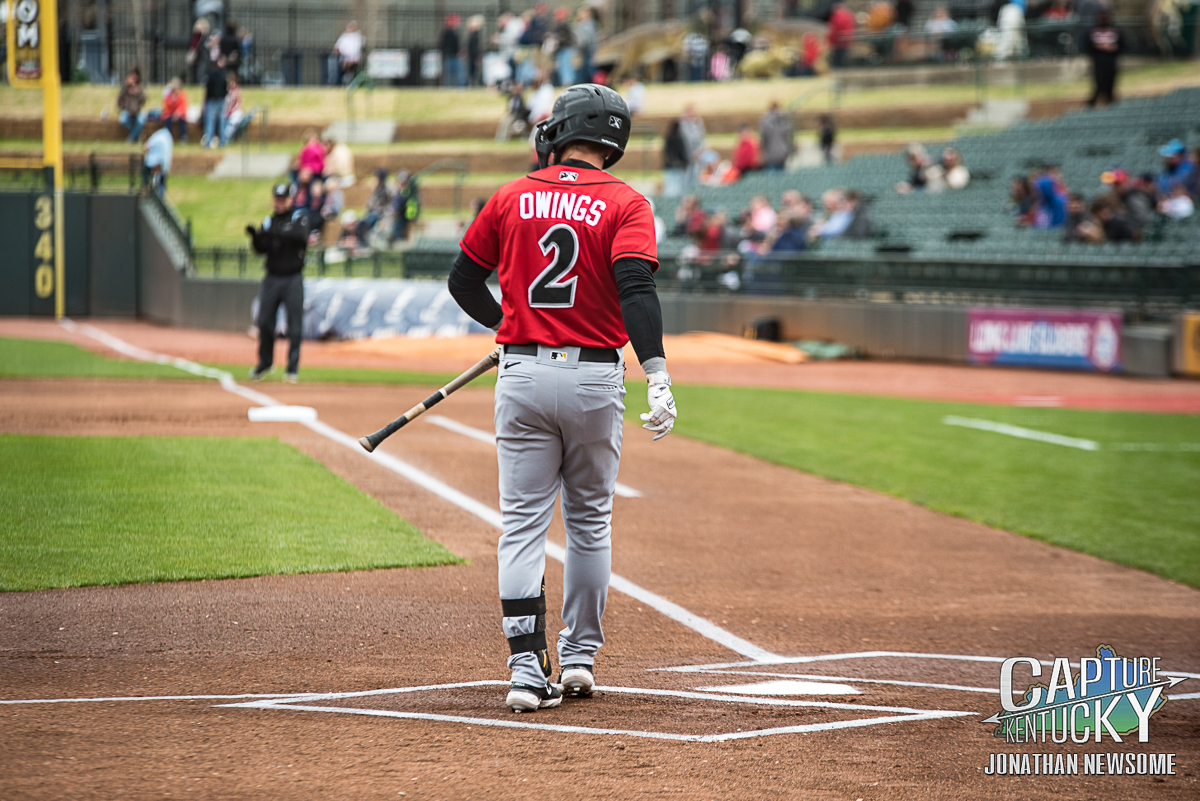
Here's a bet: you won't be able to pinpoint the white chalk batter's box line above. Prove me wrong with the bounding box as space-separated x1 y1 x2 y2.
4 653 1193 743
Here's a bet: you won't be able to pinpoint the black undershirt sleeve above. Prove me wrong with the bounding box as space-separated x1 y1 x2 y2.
614 257 665 366
448 251 503 330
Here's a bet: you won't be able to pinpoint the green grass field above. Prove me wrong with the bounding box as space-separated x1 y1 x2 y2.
660 386 1200 589
0 434 461 591
3 334 1197 589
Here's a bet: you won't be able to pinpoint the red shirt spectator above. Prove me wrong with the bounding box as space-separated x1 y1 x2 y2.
732 127 760 174
828 6 856 49
161 87 188 119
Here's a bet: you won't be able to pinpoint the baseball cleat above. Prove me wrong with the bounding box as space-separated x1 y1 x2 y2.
506 682 563 713
283 372 299 384
248 366 273 381
558 664 596 696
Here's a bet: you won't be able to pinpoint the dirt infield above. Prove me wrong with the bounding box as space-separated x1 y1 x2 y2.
2 325 1199 799
5 318 1199 413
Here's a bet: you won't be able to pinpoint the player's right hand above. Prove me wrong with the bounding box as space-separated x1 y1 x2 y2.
641 373 676 441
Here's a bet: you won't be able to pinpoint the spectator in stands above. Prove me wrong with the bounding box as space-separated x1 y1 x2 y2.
1092 195 1138 241
323 137 355 185
927 147 970 191
622 77 646 117
143 125 173 198
925 7 957 59
798 32 822 76
160 77 189 144
732 124 761 176
710 44 734 82
1084 12 1125 107
116 67 148 143
187 18 211 84
467 15 484 87
574 6 599 84
220 21 241 72
810 189 854 240
1010 174 1037 225
1074 0 1104 50
767 210 811 253
895 144 931 193
320 177 345 232
334 21 364 85
298 131 326 180
497 83 531 141
759 101 795 172
842 192 874 238
672 194 707 237
1032 166 1069 228
221 69 245 144
528 75 556 125
698 150 738 186
358 168 393 243
683 30 710 82
1160 185 1195 219
1043 0 1072 20
292 167 315 211
202 56 228 149
896 0 915 29
302 180 327 244
680 104 708 190
1062 193 1103 243
441 15 464 88
662 120 691 196
1101 168 1153 235
867 1 896 32
742 195 778 243
549 7 577 86
1156 139 1198 200
817 115 837 165
780 189 812 220
392 171 420 242
699 210 738 252
494 12 525 83
827 2 857 68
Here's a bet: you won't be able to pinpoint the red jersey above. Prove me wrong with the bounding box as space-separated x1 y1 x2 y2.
460 164 658 349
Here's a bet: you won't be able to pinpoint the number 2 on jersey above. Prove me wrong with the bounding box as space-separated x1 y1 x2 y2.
528 224 579 308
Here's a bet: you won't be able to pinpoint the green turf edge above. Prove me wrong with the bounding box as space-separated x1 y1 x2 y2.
623 384 1200 590
0 433 464 592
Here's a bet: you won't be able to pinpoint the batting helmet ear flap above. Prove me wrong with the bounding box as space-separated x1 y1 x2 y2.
534 118 556 170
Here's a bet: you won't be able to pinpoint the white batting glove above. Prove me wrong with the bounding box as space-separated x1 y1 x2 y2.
640 372 677 441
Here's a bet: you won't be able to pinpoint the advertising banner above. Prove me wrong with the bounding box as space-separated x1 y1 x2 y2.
968 307 1122 372
6 0 45 86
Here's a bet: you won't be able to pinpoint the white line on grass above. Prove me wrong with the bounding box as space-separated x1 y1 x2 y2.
61 320 776 663
426 414 643 498
942 415 1099 450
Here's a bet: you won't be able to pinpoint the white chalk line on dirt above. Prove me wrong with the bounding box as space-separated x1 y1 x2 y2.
654 651 1200 682
425 415 643 499
61 320 777 664
683 669 1015 695
0 693 312 705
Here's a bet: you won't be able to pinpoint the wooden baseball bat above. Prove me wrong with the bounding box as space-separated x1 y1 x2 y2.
358 346 502 453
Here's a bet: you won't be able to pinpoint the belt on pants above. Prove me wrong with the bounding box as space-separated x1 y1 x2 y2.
503 343 619 363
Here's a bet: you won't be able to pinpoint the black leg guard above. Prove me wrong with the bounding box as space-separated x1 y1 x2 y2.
501 577 551 678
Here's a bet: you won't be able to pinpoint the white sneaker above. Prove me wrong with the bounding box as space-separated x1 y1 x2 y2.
558 664 596 696
283 372 298 384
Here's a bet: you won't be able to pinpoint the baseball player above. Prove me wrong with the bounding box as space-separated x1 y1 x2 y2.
448 84 676 713
246 183 311 383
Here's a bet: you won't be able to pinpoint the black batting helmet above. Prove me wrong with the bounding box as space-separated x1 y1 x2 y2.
534 84 631 170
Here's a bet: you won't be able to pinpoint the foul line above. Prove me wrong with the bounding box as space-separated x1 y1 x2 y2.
60 320 777 664
0 693 311 705
942 416 1099 451
426 415 643 499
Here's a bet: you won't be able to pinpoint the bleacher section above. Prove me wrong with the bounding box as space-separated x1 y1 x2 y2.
655 88 1200 274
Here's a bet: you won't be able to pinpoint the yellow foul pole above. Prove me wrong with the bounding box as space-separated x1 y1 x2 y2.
39 0 65 319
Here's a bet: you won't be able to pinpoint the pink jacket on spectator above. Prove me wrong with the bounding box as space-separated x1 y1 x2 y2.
299 141 326 176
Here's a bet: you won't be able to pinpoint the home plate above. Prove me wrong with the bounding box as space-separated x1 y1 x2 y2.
248 406 318 423
695 679 859 696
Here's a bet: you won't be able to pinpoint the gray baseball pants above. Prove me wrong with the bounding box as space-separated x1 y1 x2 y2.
495 344 626 689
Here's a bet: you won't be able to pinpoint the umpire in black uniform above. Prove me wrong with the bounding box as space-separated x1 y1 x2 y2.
247 183 310 382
